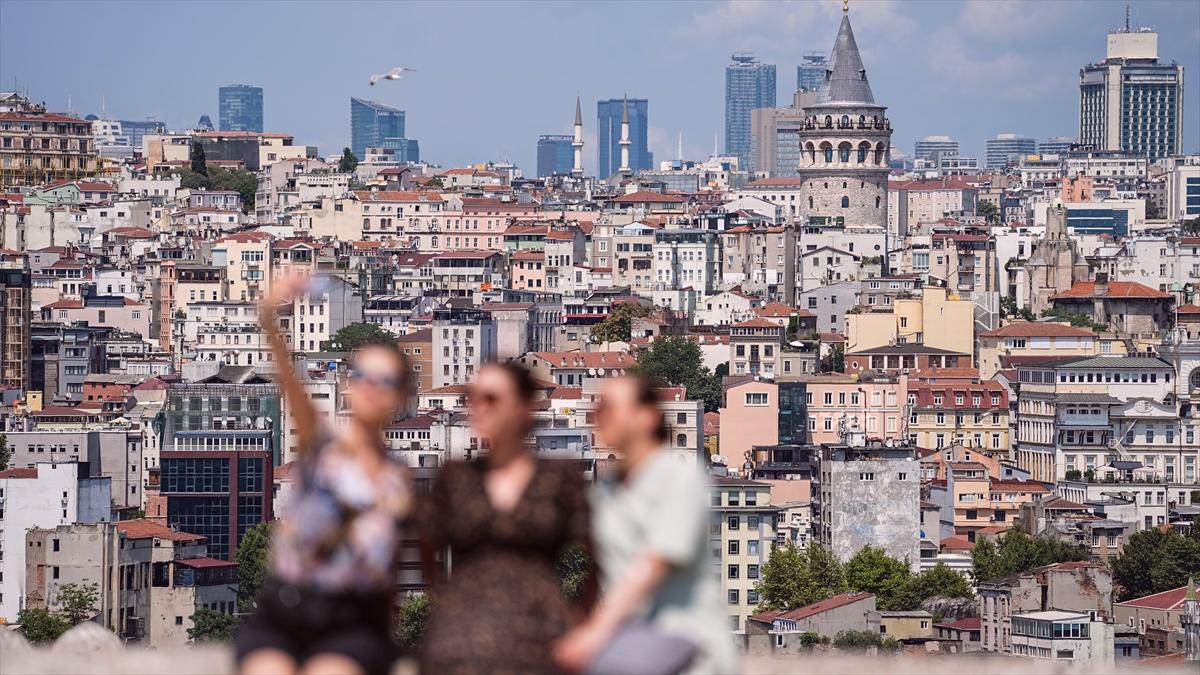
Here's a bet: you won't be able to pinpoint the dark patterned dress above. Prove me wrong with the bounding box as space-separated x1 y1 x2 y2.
417 459 590 675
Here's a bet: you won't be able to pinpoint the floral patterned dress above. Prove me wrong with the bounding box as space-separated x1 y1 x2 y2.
417 459 590 675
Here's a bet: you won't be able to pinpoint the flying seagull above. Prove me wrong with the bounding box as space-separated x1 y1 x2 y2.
370 66 416 86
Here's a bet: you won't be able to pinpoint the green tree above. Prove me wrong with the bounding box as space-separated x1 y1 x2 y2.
844 546 912 611
1145 199 1162 220
636 335 723 412
1111 528 1200 601
425 176 444 189
557 542 592 601
187 608 239 643
591 302 652 344
832 629 885 650
56 582 99 625
0 432 9 471
395 594 431 652
755 543 846 611
797 632 829 649
16 608 71 644
971 529 1087 583
820 343 845 373
236 522 271 610
175 167 211 190
977 200 998 224
1184 217 1200 235
338 147 359 173
207 165 259 212
904 563 974 603
325 322 398 352
190 140 208 176
1039 307 1106 331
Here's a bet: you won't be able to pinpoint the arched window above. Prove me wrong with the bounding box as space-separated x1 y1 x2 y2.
875 196 882 208
842 181 848 188
858 115 865 127
857 146 868 163
824 115 832 128
676 433 688 447
841 196 850 208
824 147 833 163
840 115 850 128
808 196 814 208
839 146 850 162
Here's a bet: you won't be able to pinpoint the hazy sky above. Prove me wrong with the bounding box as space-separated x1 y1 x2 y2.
2 0 1197 172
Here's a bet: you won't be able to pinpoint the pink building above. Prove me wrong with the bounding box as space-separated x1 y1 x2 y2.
801 373 908 445
718 379 779 466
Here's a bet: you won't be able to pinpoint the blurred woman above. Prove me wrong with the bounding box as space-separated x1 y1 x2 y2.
238 274 412 675
554 375 737 675
418 361 592 675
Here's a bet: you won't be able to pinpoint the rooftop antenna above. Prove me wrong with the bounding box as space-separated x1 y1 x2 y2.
1124 3 1130 31
713 132 718 158
677 132 682 161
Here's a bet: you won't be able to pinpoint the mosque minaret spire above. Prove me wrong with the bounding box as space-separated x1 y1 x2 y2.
572 96 584 177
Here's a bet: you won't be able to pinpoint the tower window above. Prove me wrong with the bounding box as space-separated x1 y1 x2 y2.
824 147 833 163
841 196 850 208
808 196 814 208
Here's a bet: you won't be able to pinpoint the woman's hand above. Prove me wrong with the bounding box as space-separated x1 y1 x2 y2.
552 619 612 674
259 272 310 317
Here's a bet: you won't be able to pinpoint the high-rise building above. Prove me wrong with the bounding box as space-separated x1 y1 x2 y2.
725 53 777 169
597 98 651 177
350 97 407 161
749 89 816 176
913 135 960 162
0 262 31 391
795 6 892 232
218 84 263 133
0 94 97 189
796 52 829 92
985 133 1037 169
536 134 574 177
118 119 166 149
1039 136 1076 156
1079 22 1184 160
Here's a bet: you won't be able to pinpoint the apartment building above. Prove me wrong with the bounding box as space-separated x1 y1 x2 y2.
978 322 1098 380
711 476 780 634
0 94 98 189
908 382 1009 452
431 306 497 387
729 318 784 378
803 373 908 445
978 561 1112 654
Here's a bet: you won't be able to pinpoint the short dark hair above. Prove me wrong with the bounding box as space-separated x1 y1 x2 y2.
486 360 539 403
627 374 669 443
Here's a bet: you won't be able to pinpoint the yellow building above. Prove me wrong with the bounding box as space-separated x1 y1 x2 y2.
212 231 273 302
0 95 98 189
845 286 973 354
977 321 1099 379
711 477 779 634
908 382 1010 453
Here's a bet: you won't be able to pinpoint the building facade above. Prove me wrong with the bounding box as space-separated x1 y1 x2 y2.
597 98 651 177
350 97 406 161
536 134 573 177
218 85 264 133
725 54 777 170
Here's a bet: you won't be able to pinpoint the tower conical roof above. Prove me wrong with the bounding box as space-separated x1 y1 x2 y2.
816 14 876 105
575 96 582 126
621 95 629 124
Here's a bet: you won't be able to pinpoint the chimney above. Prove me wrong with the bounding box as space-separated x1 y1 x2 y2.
1094 272 1109 296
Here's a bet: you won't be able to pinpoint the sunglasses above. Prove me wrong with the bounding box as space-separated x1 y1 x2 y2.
347 367 403 391
467 388 506 407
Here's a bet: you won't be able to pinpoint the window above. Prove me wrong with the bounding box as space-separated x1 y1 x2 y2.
745 392 769 406
859 472 875 481
747 564 760 579
727 516 740 530
727 565 740 579
728 540 740 555
728 589 740 605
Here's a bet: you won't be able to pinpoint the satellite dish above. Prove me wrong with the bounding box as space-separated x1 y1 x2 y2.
710 454 722 464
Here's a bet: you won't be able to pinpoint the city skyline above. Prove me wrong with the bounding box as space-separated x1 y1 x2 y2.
1 0 1197 173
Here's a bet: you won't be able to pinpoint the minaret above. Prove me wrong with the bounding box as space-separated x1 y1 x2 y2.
618 95 631 173
572 96 584 178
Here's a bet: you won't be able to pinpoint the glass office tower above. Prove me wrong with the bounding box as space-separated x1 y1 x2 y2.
597 98 651 177
218 84 263 133
350 97 406 160
725 54 776 169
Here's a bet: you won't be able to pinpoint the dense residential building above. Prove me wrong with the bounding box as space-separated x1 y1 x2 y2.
1079 25 1184 160
218 84 264 133
913 135 959 162
0 262 31 390
711 476 780 634
725 53 776 170
0 94 98 188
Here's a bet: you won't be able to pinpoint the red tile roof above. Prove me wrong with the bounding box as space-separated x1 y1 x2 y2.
732 318 782 329
1050 281 1171 300
1115 586 1189 610
116 519 205 542
42 299 84 310
0 468 38 479
935 617 982 631
749 591 874 624
612 190 685 204
176 557 237 568
980 321 1095 338
940 535 975 551
354 190 444 203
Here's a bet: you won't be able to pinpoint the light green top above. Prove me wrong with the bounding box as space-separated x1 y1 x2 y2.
591 452 738 674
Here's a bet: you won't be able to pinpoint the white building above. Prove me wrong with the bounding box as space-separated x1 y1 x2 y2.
1009 611 1114 668
0 463 112 624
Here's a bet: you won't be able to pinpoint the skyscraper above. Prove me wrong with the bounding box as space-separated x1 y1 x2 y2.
796 52 828 92
913 135 960 162
725 53 776 168
1079 21 1184 160
985 133 1037 168
218 84 263 133
597 98 651 177
1039 136 1076 156
536 135 574 177
350 97 405 160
